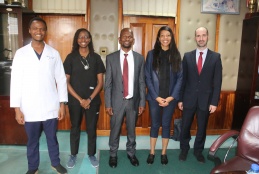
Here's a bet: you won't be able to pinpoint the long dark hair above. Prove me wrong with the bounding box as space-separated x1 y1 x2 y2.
71 28 94 56
152 26 181 72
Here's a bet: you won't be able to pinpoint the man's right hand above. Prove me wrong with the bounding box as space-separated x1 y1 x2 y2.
106 107 113 116
14 108 25 125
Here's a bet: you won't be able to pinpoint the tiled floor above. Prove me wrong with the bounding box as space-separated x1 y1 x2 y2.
0 131 234 174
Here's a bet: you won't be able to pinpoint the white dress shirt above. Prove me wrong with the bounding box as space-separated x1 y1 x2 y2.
10 42 68 122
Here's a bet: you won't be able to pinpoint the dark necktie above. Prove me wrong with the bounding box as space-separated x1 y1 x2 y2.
197 52 203 75
123 54 128 98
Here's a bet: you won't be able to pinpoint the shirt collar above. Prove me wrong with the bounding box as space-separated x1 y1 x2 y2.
196 48 208 55
120 49 133 57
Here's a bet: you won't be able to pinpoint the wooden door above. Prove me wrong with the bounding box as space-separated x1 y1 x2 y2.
123 16 176 59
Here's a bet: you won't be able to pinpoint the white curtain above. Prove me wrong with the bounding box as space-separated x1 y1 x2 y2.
123 0 178 17
33 0 86 14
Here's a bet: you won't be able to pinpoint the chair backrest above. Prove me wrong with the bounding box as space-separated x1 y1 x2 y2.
237 106 259 163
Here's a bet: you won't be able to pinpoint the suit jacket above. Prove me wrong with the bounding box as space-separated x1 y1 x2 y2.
145 50 183 101
179 49 222 111
104 50 146 111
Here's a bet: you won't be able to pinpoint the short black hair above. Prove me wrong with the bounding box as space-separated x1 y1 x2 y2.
29 17 47 30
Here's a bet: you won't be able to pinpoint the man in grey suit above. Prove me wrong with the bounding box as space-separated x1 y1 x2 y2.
104 28 146 168
178 27 222 163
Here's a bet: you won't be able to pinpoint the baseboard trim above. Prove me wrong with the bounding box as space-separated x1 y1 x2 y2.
97 128 233 136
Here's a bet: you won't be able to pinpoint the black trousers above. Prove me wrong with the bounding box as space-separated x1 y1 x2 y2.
68 104 100 156
180 106 209 153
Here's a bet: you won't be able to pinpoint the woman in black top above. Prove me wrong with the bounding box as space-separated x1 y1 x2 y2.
145 26 182 165
63 28 105 168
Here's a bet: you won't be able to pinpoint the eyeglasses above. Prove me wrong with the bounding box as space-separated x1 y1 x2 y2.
78 36 90 40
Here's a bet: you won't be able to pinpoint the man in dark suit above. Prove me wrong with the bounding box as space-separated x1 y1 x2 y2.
178 27 222 163
104 28 146 168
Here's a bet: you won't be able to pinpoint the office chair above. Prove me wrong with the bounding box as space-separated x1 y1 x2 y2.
208 106 259 174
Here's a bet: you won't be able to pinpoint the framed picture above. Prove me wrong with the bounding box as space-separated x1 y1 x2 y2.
201 0 240 15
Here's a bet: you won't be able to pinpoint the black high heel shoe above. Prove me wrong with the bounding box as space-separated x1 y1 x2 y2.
161 154 168 165
146 154 155 164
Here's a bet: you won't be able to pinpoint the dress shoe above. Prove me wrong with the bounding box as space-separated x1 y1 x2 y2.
146 154 155 164
109 156 117 168
179 150 188 161
127 154 139 166
161 154 168 165
194 151 205 163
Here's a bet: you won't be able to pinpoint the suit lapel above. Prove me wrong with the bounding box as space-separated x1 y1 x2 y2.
114 51 122 77
113 51 124 92
202 49 212 72
190 50 198 74
133 51 138 86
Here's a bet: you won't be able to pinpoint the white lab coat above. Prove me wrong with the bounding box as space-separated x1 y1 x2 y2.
10 43 68 122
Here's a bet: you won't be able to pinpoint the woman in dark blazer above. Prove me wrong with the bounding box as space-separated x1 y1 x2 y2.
145 26 182 165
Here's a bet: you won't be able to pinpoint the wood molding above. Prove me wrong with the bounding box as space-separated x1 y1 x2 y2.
118 0 123 36
175 0 181 46
87 0 91 30
27 0 32 10
215 14 220 52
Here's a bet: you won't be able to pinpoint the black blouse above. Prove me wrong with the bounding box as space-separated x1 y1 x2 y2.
158 50 170 98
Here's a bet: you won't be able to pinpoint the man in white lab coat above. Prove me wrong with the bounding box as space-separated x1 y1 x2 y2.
10 17 68 174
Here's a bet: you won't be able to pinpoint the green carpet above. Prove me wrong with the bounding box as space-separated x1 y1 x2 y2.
0 148 85 174
98 148 236 174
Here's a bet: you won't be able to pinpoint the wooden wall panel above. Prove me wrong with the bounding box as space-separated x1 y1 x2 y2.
130 23 145 56
0 97 27 144
224 92 235 129
58 91 235 136
38 14 88 61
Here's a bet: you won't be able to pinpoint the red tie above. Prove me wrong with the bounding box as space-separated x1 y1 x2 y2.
123 54 128 97
197 52 203 75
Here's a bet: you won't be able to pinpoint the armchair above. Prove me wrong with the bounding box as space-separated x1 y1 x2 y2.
208 106 259 174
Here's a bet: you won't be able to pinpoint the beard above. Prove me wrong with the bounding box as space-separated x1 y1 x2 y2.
197 40 207 48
